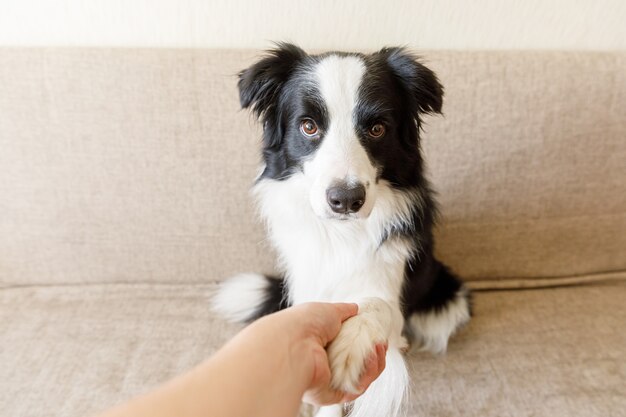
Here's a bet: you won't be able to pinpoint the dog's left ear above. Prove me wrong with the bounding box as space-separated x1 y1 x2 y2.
380 47 443 116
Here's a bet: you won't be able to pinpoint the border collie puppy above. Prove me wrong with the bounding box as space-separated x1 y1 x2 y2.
213 43 471 417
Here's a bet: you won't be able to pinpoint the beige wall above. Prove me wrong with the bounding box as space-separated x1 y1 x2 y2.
1 0 625 50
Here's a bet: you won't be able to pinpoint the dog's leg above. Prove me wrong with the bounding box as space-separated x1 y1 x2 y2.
325 298 409 417
326 298 406 393
405 262 471 354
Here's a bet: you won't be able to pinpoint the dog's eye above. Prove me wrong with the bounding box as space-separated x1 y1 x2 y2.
300 119 319 137
368 123 386 138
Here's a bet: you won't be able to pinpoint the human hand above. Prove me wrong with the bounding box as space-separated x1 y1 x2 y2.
96 303 386 417
269 303 387 405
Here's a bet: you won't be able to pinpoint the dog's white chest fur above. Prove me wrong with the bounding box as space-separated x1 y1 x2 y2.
254 174 416 308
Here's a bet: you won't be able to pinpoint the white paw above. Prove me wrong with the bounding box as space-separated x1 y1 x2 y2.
326 299 392 394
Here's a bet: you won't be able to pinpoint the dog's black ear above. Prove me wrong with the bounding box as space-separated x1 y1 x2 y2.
238 42 307 116
380 47 443 116
238 43 307 149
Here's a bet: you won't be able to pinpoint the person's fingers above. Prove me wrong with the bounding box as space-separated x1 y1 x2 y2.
377 343 387 373
341 343 387 402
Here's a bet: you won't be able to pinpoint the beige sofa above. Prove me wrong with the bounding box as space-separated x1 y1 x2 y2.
1 49 625 417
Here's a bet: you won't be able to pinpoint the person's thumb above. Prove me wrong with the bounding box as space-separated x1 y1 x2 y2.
309 302 358 346
333 303 359 323
322 303 359 346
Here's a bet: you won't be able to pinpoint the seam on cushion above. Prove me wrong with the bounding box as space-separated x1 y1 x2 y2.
467 267 626 282
0 280 216 291
468 270 626 292
441 211 626 227
2 270 626 292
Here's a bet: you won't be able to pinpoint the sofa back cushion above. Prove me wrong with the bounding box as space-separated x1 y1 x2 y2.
1 49 624 286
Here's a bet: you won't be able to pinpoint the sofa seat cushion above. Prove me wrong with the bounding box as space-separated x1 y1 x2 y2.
1 282 624 417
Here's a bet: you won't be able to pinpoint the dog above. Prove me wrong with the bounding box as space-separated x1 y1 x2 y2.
212 43 471 417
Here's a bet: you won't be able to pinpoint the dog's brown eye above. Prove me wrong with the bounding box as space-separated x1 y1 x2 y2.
300 119 319 137
368 123 385 138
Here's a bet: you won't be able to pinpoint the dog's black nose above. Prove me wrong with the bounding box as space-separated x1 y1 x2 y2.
326 183 366 214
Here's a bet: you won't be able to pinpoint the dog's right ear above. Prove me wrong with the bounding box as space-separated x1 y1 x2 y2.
238 42 307 118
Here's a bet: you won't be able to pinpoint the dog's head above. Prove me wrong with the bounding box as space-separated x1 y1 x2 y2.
239 43 443 220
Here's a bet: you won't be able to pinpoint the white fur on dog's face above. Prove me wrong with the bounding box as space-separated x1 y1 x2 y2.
240 44 445 224
304 55 379 220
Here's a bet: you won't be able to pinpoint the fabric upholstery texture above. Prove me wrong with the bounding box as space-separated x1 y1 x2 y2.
1 49 624 286
1 282 624 417
1 49 625 417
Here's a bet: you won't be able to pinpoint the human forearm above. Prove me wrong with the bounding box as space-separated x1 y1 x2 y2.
96 303 383 417
198 314 311 417
99 312 311 417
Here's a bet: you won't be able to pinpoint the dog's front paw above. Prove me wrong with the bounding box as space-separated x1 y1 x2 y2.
326 299 392 394
327 317 381 394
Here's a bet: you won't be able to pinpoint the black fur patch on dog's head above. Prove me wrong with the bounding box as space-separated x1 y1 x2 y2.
238 43 443 188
